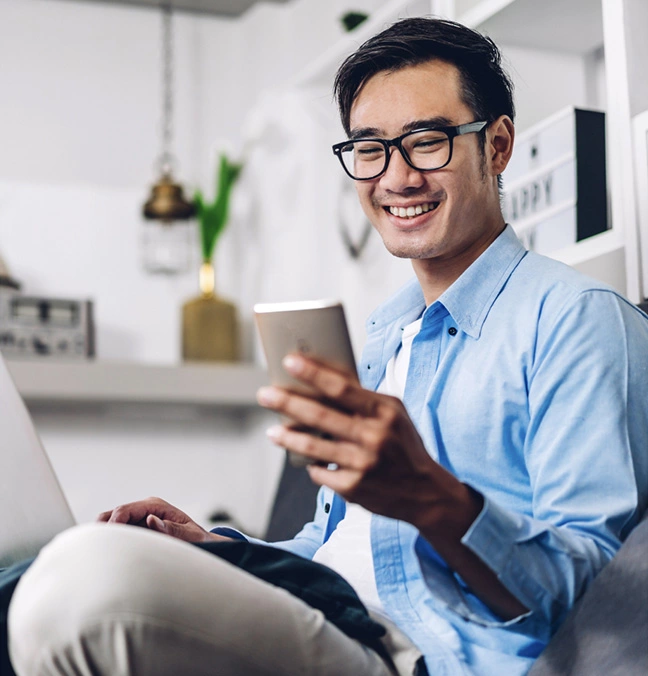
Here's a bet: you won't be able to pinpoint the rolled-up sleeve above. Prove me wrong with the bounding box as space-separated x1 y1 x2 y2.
421 290 648 641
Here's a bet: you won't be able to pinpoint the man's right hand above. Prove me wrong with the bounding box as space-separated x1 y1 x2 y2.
97 497 232 544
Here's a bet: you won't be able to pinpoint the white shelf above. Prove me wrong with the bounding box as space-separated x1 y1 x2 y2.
76 0 290 18
548 229 627 293
460 0 604 54
549 228 622 266
292 0 433 88
6 359 267 408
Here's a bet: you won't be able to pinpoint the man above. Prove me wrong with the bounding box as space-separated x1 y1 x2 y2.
8 17 648 676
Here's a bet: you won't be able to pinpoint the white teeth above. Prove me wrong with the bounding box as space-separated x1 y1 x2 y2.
388 202 437 218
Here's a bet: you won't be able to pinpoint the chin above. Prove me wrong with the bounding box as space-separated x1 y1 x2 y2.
383 241 438 260
379 229 443 260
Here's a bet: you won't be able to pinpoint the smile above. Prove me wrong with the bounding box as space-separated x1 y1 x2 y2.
386 202 440 219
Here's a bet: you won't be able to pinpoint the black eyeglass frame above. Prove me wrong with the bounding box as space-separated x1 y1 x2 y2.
332 120 490 181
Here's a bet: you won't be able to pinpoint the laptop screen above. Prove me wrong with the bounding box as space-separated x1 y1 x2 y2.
0 354 75 567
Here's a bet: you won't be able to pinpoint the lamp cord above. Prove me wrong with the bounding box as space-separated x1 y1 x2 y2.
160 2 175 176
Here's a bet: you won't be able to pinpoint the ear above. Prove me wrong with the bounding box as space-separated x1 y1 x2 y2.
487 115 515 177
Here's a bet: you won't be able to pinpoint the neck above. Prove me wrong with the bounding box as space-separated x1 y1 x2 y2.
412 219 506 306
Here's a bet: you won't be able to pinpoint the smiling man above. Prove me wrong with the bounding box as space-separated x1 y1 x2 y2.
336 61 509 287
8 17 648 676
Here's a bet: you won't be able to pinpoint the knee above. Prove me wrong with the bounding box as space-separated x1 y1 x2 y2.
8 523 169 672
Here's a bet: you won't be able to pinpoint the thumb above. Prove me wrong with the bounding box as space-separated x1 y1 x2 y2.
147 515 196 542
147 514 168 533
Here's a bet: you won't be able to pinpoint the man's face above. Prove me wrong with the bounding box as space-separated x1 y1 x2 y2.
349 60 503 265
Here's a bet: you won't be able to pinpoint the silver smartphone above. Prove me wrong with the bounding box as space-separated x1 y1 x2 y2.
254 299 357 467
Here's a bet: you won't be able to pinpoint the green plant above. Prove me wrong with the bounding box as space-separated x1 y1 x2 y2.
194 154 243 263
341 11 369 32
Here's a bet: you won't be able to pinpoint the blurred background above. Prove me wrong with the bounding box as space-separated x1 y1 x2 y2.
0 0 646 538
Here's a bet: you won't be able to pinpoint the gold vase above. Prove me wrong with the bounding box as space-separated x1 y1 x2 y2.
181 262 238 362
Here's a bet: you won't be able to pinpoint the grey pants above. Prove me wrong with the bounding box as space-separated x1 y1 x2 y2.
8 524 422 675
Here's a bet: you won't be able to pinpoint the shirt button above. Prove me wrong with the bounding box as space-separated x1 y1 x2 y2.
448 327 458 336
324 503 331 514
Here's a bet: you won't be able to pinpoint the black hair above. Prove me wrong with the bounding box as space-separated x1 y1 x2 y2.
334 17 515 137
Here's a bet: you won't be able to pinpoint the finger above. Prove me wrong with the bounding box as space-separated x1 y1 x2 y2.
107 506 147 525
106 499 163 526
282 355 383 417
304 353 360 380
259 387 365 443
97 510 112 522
266 425 363 468
208 533 234 543
307 464 363 498
147 514 167 533
147 515 206 543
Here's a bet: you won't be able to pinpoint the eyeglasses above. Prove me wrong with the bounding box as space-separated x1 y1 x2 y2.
332 120 489 181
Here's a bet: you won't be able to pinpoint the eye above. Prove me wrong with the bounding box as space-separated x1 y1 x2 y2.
414 138 444 149
355 142 385 159
358 148 383 157
408 131 449 153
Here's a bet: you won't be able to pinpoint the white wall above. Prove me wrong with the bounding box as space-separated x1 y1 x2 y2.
0 0 401 533
0 0 626 532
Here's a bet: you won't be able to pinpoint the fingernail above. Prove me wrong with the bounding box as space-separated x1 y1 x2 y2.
257 387 280 406
283 354 304 374
266 425 283 441
150 515 166 531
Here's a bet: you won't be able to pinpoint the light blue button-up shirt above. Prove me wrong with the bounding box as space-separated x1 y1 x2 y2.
217 226 648 674
263 226 648 675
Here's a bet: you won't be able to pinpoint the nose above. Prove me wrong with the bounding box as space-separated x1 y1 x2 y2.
380 146 426 192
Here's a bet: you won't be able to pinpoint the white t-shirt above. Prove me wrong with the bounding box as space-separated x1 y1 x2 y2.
312 318 423 616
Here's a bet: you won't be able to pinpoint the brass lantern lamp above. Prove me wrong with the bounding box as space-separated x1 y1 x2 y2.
141 2 196 275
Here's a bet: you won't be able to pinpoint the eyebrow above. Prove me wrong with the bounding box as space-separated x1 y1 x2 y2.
349 116 455 140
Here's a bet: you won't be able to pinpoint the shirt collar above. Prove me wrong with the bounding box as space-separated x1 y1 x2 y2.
438 225 526 338
366 225 527 340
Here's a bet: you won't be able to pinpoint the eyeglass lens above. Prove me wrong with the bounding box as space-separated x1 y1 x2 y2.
340 129 451 179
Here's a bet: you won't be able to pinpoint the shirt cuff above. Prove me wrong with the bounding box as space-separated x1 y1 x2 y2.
209 527 270 546
461 493 525 573
461 492 549 626
209 526 249 541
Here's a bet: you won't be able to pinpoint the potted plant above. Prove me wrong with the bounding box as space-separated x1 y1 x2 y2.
181 154 243 362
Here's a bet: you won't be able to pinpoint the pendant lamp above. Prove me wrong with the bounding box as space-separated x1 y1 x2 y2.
141 2 195 274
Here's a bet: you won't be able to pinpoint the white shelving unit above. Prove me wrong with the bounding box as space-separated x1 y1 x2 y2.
292 0 435 88
293 0 646 302
6 359 267 408
78 0 291 18
458 0 603 54
455 0 645 301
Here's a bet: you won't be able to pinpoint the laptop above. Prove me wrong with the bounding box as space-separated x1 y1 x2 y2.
0 353 75 568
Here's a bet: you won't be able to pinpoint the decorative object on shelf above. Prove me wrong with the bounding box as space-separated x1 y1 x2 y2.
340 11 369 32
141 1 196 275
182 154 242 362
502 107 608 255
0 252 20 291
0 295 95 361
